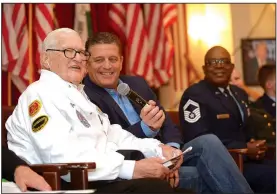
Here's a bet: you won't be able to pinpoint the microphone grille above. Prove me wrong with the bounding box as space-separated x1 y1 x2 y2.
117 83 130 96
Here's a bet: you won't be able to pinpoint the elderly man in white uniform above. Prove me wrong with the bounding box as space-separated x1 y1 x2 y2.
6 28 188 193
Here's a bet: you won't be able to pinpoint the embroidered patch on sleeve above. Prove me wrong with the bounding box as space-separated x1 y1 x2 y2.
76 110 91 128
183 99 201 123
29 100 42 117
32 115 48 132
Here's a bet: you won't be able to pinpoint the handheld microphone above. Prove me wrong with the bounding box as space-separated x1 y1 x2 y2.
117 83 148 107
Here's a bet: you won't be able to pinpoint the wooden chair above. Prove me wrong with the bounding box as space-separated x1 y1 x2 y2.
228 149 248 172
2 106 96 190
30 162 96 190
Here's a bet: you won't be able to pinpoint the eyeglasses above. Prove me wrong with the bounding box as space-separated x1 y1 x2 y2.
205 58 232 67
46 48 91 61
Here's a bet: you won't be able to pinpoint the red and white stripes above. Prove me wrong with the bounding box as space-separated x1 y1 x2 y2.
12 4 29 80
109 3 177 87
2 4 29 92
2 3 55 92
2 4 20 71
110 4 153 85
163 4 177 28
34 4 54 69
144 4 176 87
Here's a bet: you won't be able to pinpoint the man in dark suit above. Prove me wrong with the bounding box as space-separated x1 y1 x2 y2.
83 32 253 193
179 46 276 193
245 41 275 85
2 146 52 191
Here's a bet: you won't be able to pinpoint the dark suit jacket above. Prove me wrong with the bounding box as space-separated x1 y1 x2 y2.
254 94 276 118
2 146 28 181
179 79 251 149
83 75 183 145
247 102 276 145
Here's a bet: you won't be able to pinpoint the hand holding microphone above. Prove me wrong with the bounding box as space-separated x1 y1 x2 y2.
140 100 165 130
117 83 165 130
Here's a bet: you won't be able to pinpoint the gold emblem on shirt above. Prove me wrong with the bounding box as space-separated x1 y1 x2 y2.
32 115 48 132
28 100 42 117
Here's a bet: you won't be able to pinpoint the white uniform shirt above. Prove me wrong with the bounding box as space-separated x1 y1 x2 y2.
6 70 163 181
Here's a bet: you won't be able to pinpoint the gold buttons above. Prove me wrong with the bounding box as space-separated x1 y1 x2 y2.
264 114 267 118
268 123 272 127
272 132 275 136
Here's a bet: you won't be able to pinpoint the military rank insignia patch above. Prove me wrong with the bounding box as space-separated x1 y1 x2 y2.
183 99 201 123
32 115 48 132
29 100 42 117
76 110 91 128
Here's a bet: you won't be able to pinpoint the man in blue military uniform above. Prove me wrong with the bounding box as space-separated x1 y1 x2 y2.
179 46 276 193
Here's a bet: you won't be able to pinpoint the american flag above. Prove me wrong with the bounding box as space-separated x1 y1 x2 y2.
2 4 29 92
2 4 55 92
2 4 19 71
162 4 177 28
144 4 177 87
109 4 154 85
34 4 55 70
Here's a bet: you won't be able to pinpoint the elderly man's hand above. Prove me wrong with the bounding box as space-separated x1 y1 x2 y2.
160 144 183 171
132 157 170 179
140 100 165 130
14 165 52 192
165 170 180 188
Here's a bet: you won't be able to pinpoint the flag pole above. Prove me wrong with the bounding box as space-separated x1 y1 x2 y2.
183 4 201 83
52 4 59 29
7 73 12 106
28 3 33 84
172 22 180 91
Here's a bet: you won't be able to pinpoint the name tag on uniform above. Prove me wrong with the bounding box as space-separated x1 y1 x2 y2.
217 114 230 119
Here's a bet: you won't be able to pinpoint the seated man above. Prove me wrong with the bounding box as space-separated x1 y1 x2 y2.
254 64 276 118
83 32 253 193
6 28 193 194
2 146 52 192
250 64 276 144
230 68 275 144
179 45 276 193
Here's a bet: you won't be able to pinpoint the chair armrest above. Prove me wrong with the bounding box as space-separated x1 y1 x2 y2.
31 163 68 174
30 162 96 190
66 162 96 170
228 148 248 154
66 162 96 190
30 163 69 190
228 149 248 172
